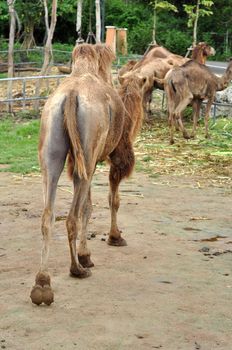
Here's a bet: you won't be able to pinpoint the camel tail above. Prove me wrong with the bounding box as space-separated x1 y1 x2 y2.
170 79 177 93
64 91 87 180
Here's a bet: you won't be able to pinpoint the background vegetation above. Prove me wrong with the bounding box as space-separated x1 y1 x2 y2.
0 0 232 59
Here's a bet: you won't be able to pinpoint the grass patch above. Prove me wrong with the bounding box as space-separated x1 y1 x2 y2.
0 114 232 181
0 118 40 174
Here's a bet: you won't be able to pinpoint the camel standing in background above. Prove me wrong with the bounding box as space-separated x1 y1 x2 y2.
30 43 146 305
164 59 232 144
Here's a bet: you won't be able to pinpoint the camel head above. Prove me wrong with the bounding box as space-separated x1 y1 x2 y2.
197 42 215 57
119 72 149 96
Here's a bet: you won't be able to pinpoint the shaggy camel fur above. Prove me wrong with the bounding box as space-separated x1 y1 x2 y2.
118 59 138 79
30 44 145 305
163 59 232 144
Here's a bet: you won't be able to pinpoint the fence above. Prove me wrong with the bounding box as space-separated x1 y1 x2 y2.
0 74 67 113
0 48 232 117
0 49 142 113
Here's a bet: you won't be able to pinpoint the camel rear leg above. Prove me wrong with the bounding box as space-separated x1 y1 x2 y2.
204 98 214 138
30 145 67 305
77 188 94 268
66 176 93 277
191 99 201 138
108 140 135 246
174 94 193 140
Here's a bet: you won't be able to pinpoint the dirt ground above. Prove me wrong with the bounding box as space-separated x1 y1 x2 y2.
1 168 232 350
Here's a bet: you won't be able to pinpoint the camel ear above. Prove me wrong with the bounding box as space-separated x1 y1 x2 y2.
142 77 148 86
137 75 149 90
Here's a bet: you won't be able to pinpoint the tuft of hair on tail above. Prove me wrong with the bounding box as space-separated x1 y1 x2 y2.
64 91 87 180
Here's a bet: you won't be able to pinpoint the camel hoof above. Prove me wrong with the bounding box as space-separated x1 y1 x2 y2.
78 254 94 268
70 266 92 279
107 236 127 247
30 284 54 306
30 285 43 305
43 284 54 305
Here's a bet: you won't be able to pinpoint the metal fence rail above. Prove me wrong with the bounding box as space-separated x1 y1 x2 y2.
0 48 232 117
0 74 67 111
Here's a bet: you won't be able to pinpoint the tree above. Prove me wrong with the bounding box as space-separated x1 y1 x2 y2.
183 0 214 47
7 0 16 112
34 0 57 109
95 0 101 42
76 0 83 42
15 0 43 49
151 0 177 44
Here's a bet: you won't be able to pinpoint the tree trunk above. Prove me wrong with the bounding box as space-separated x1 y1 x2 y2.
21 22 36 49
152 7 157 45
34 0 57 110
76 0 83 38
100 0 105 42
95 0 101 43
44 0 49 42
7 0 16 113
193 0 200 47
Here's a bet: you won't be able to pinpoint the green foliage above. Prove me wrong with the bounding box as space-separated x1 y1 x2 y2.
0 1 8 21
15 0 43 27
0 0 231 60
152 0 178 13
160 29 191 55
183 1 213 28
105 0 153 53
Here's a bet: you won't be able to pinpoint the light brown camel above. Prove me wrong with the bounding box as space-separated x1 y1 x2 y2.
163 59 232 144
30 43 146 305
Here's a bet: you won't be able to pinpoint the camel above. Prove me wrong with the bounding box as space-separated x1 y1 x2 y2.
163 59 232 144
30 43 146 305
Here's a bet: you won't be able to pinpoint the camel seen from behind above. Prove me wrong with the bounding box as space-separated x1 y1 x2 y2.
30 43 146 306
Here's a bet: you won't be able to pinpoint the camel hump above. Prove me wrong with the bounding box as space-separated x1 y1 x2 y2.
64 90 87 180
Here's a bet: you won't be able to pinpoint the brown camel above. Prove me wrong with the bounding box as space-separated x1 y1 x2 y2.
163 59 232 144
30 43 146 305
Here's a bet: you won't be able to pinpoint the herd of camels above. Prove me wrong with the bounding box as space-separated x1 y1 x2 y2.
30 41 232 305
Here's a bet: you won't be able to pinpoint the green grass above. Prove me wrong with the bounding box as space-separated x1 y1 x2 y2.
0 115 232 178
0 118 40 174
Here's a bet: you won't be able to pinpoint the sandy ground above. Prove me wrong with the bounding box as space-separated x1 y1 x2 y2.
0 169 232 350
